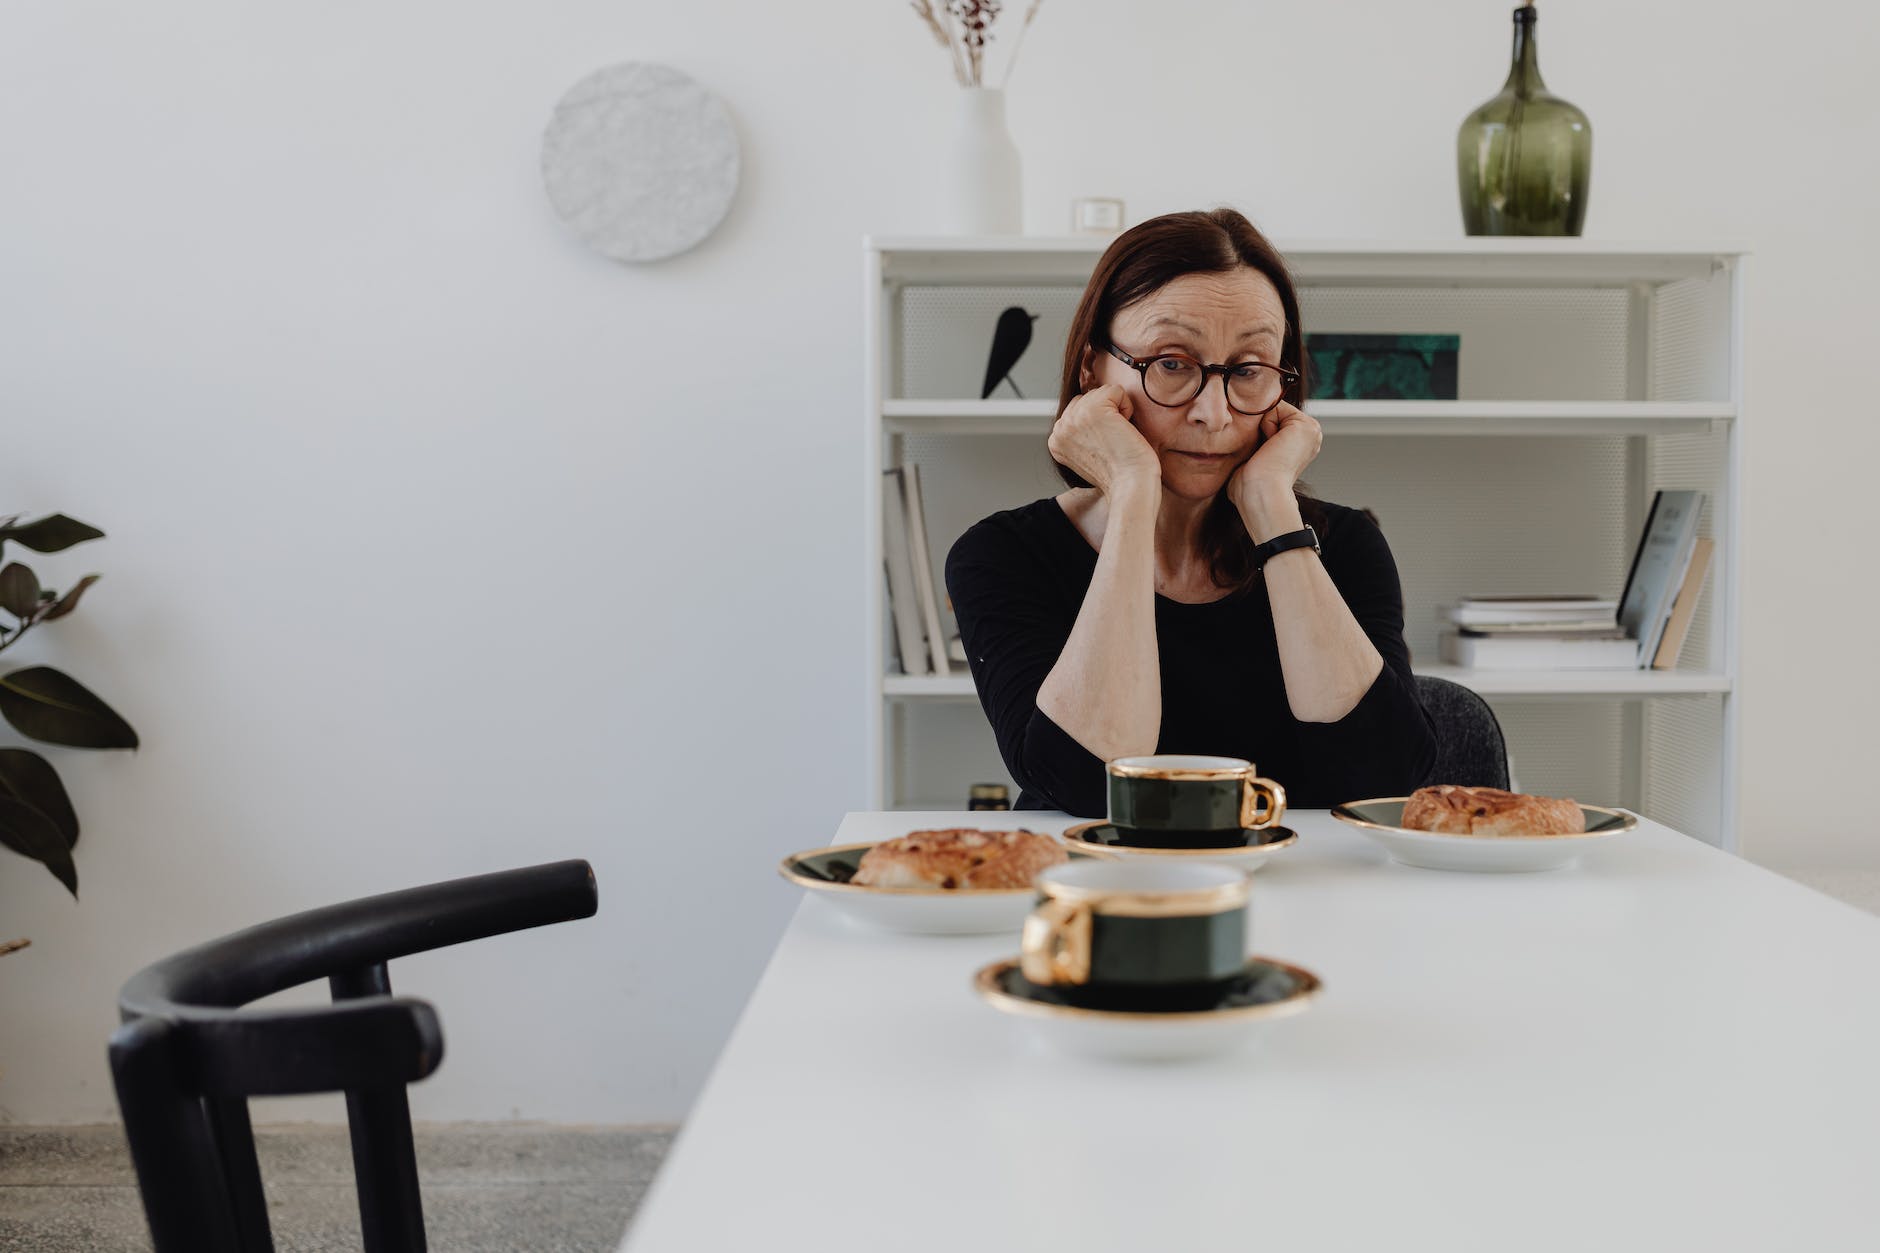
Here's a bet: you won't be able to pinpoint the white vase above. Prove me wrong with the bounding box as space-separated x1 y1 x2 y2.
944 86 1022 236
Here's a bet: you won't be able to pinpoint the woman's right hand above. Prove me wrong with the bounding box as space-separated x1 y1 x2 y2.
1047 384 1162 496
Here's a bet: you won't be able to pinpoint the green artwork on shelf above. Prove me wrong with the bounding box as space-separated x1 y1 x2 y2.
1307 333 1459 400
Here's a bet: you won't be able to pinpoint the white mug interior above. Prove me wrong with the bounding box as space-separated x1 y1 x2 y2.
1110 754 1250 776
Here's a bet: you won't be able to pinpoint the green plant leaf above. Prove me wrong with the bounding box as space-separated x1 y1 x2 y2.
40 574 101 623
0 667 139 749
0 515 105 553
0 564 39 619
0 794 78 897
0 748 79 849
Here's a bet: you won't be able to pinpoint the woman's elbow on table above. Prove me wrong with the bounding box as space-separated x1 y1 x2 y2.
1288 677 1392 726
1296 672 1440 798
1008 712 1109 817
1288 688 1368 726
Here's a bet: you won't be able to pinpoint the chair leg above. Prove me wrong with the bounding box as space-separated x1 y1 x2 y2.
109 1017 246 1253
205 1097 276 1250
332 963 427 1253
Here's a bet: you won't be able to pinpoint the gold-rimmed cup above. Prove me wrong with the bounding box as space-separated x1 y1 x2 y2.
1107 754 1287 848
1020 858 1250 1010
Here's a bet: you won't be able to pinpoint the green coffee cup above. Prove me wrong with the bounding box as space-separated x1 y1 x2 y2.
1107 755 1287 848
1020 857 1252 1010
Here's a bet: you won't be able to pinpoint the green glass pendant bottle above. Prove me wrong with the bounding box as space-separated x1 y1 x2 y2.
1457 2 1592 236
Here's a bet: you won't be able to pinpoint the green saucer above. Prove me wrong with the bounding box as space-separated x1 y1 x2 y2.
979 955 1322 1019
1066 822 1298 853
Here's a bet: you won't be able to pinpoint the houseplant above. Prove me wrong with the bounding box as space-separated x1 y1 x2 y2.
0 513 138 926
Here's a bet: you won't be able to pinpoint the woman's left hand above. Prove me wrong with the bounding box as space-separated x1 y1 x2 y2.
1228 400 1323 511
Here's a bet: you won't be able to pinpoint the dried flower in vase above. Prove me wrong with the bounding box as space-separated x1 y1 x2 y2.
909 0 1043 88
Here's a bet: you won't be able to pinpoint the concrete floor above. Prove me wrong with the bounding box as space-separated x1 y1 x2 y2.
0 1122 674 1252
1777 867 1880 917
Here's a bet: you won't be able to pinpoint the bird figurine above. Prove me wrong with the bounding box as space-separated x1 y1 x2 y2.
981 306 1040 399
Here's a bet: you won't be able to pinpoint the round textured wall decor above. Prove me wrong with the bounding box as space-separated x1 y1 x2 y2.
541 62 740 263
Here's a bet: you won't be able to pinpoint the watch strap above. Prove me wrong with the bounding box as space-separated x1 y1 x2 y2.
1252 525 1320 570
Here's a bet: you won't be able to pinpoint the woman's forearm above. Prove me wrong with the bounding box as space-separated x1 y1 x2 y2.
1240 487 1384 723
1036 482 1162 761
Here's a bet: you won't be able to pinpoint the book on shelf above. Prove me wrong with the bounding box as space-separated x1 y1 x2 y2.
1442 596 1618 628
881 467 932 676
1439 631 1640 670
1442 615 1623 634
1436 595 1624 672
1456 594 1616 609
1617 490 1706 667
1458 625 1628 640
899 462 952 677
1650 537 1715 670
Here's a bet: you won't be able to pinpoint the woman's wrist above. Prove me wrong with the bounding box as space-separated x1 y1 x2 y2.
1235 481 1304 543
1108 472 1162 516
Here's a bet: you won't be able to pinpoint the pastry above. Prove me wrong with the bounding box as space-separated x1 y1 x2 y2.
851 828 1068 890
1400 785 1585 837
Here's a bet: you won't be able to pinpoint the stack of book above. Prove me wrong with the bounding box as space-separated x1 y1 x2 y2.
1438 596 1631 670
1438 489 1715 672
882 463 960 677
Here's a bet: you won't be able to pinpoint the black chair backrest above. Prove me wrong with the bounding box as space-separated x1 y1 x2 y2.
1414 674 1511 789
109 859 598 1253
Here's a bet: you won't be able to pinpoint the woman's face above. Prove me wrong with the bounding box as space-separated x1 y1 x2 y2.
1080 268 1289 502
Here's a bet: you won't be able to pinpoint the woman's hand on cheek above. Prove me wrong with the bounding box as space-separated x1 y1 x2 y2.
1228 401 1322 511
1048 383 1163 497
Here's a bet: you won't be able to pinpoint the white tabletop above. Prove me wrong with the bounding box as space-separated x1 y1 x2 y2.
621 811 1880 1252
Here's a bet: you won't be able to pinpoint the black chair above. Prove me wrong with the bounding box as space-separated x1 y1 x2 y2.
109 859 598 1253
1415 674 1511 789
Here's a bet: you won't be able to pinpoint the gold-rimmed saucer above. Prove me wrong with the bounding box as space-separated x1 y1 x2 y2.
973 956 1321 1062
1331 797 1637 873
779 839 1096 935
1061 820 1299 873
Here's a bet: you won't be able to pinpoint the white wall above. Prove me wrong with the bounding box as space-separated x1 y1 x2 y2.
2 0 1875 1124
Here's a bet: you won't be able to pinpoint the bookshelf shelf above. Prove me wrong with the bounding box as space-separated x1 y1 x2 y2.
866 238 1744 849
1409 666 1731 699
871 236 1740 288
883 675 980 700
884 399 1733 438
884 668 1731 703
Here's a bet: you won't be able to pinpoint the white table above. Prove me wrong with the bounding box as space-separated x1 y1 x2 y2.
621 811 1880 1252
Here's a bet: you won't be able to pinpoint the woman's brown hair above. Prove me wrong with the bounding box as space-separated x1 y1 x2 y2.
1054 207 1325 597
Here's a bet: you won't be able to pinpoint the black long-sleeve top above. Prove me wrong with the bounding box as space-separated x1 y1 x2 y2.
944 496 1438 816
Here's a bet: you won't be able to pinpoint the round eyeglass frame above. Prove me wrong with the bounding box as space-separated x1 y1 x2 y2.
1105 343 1301 418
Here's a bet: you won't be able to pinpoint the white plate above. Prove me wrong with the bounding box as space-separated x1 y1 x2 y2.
973 957 1320 1062
1331 797 1637 873
1060 820 1297 873
778 839 1095 936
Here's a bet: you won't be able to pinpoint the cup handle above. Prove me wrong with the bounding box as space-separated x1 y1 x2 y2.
1020 897 1093 986
1241 776 1288 830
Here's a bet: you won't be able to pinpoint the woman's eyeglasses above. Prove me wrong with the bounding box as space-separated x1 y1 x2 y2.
1106 343 1299 418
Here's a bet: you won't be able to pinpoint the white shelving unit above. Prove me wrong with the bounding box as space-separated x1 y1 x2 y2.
864 236 1745 848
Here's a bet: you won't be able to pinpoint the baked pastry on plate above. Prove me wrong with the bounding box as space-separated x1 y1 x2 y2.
851 828 1068 890
779 830 1088 935
1331 793 1635 873
1400 785 1585 837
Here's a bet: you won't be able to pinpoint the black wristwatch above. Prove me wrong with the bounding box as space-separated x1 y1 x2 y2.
1252 525 1320 571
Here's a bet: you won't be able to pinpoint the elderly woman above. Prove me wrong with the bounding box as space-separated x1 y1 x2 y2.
945 208 1437 817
